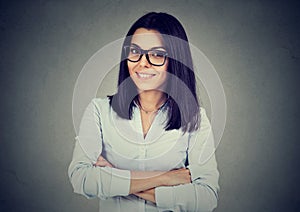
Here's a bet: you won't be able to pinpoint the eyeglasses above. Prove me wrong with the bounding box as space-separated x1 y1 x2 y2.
124 45 168 66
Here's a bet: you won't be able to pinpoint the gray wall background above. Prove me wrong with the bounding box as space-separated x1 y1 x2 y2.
1 0 299 211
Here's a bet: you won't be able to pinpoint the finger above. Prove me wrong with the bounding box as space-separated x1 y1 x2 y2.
95 160 114 168
97 156 106 161
105 162 114 168
94 161 107 167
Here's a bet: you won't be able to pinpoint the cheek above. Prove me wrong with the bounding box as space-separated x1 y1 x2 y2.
160 71 167 82
161 62 168 74
159 63 168 82
162 60 168 72
127 61 135 75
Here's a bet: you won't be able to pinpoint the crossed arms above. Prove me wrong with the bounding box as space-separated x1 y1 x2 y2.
68 137 219 211
94 155 191 203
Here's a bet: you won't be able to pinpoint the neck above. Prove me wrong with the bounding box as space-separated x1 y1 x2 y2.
137 90 167 112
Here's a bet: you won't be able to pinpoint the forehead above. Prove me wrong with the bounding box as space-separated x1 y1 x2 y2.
131 28 164 49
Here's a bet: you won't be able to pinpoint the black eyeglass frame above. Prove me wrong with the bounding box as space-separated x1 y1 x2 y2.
124 46 168 67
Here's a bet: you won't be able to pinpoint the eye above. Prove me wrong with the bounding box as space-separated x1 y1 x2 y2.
150 50 167 58
130 47 140 55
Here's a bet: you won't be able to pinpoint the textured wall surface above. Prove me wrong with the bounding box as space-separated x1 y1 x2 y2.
0 1 299 211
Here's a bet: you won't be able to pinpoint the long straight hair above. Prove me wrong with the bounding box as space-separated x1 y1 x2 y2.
109 12 200 133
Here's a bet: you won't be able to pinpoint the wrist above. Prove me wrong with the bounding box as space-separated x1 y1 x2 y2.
154 172 168 187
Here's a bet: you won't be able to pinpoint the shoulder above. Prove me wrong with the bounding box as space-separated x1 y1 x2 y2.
83 97 112 117
91 97 110 106
90 97 111 110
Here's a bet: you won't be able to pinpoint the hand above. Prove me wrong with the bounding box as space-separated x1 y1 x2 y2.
134 188 156 203
161 168 191 186
93 155 114 168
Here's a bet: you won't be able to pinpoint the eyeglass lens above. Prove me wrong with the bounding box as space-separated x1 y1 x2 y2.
125 46 167 66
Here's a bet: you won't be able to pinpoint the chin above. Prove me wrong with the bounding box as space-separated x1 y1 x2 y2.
136 85 158 92
136 84 166 93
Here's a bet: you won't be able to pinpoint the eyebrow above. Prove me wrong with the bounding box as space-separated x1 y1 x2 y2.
130 43 166 51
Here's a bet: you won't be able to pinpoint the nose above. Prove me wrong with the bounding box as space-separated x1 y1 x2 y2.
139 54 151 67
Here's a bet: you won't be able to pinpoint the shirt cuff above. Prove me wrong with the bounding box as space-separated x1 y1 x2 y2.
155 186 175 211
109 168 131 196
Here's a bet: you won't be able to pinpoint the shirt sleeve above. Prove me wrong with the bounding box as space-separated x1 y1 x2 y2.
68 99 131 199
155 108 220 212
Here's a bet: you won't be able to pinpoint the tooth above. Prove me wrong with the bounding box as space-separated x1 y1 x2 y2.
137 73 154 78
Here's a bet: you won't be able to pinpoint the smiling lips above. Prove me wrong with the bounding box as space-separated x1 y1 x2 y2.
136 72 156 79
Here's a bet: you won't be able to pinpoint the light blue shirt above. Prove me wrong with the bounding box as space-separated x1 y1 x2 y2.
68 98 219 212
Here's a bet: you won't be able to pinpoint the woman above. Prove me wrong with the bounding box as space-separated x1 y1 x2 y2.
68 12 219 211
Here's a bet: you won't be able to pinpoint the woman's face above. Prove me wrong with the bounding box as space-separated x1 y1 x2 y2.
127 28 168 92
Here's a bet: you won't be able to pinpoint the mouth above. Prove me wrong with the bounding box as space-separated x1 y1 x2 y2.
136 72 156 79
